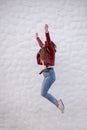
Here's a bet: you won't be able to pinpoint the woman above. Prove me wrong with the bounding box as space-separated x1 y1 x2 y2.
36 24 64 113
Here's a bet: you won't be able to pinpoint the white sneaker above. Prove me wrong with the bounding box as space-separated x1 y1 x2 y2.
58 99 65 113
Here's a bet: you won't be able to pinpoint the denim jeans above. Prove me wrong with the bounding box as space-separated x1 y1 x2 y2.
41 68 57 105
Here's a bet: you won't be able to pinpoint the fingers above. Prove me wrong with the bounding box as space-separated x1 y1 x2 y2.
36 33 38 37
45 24 48 32
36 24 49 37
45 24 48 28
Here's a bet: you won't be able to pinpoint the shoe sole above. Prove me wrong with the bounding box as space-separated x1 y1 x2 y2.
60 99 65 113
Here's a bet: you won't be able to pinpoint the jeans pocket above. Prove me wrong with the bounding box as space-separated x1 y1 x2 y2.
43 71 50 77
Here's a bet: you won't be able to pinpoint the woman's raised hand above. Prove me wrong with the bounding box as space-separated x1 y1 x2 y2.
45 24 49 33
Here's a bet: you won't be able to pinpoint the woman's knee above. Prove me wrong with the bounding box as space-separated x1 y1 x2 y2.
41 91 46 97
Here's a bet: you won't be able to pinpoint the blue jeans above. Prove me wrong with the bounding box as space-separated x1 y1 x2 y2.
41 68 57 105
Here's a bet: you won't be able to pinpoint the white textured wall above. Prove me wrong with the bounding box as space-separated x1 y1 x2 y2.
0 0 87 130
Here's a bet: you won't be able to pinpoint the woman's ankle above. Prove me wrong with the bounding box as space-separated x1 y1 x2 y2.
55 101 59 108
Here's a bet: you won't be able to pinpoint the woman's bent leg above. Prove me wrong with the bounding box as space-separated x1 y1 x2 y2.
41 69 57 105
